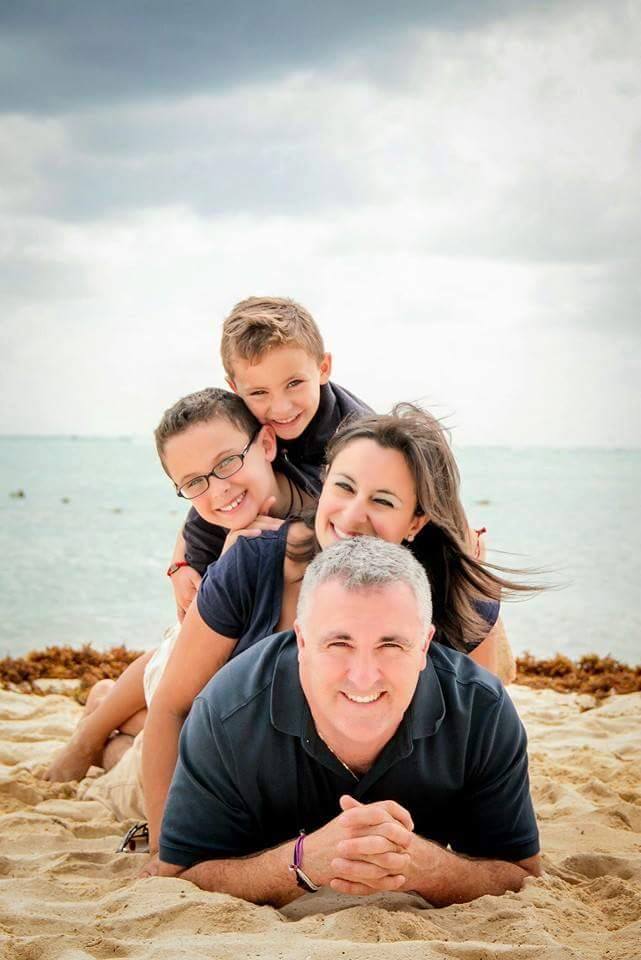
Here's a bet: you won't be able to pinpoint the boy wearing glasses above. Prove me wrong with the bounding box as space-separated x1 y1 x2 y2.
168 296 371 621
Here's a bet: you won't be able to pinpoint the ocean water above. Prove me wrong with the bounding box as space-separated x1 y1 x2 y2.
0 437 639 662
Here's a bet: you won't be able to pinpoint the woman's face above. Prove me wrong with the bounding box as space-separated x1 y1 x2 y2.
315 438 428 549
162 418 277 530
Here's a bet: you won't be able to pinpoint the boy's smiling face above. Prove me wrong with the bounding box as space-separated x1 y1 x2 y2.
162 418 277 530
226 345 332 441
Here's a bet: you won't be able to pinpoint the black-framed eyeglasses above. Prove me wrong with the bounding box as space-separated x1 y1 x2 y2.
176 428 260 500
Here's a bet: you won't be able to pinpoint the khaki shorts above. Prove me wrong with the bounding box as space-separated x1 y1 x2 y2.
78 623 181 821
143 622 180 706
78 730 146 821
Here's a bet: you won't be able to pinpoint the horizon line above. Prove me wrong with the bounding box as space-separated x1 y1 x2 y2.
1 433 639 453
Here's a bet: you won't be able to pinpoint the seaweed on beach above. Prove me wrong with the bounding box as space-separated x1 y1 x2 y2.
0 645 143 703
515 652 641 698
1 645 640 702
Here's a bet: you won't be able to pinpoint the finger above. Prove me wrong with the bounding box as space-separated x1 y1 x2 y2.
344 851 411 874
138 858 160 879
343 820 413 849
235 528 262 539
331 857 400 883
378 800 414 831
252 519 284 532
176 606 185 624
341 799 414 833
339 795 362 812
337 835 404 857
338 835 398 856
329 878 375 896
330 874 406 895
340 805 406 833
179 586 197 606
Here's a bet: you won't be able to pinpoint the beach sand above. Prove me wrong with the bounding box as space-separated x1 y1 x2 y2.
1 683 640 960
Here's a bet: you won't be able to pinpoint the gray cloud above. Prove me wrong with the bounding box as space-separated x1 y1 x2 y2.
0 1 583 113
1 0 639 446
0 254 91 307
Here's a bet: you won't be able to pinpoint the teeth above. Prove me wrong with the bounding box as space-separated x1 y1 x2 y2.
332 524 354 540
345 692 382 704
272 414 299 424
218 490 246 512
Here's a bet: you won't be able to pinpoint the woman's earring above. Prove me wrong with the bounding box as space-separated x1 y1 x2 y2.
406 533 415 543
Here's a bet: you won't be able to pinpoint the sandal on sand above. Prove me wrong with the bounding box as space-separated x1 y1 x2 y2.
117 822 149 853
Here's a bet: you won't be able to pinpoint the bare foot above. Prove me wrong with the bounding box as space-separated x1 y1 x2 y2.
44 730 101 782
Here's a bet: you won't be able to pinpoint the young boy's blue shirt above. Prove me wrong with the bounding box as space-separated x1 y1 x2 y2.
183 381 372 574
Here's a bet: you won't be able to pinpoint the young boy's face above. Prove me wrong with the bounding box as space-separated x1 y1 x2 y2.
162 418 277 530
226 345 332 441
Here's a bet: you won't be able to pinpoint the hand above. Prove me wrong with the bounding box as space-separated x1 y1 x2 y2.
170 565 202 623
220 496 284 556
138 854 160 878
330 796 414 895
304 795 414 894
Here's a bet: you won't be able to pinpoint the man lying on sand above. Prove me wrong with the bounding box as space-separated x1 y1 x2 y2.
155 536 541 906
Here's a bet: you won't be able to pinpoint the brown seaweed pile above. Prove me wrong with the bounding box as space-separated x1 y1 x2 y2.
0 645 143 703
1 645 640 702
515 652 641 698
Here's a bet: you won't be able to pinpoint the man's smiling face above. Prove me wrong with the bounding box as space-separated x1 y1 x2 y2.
295 578 433 767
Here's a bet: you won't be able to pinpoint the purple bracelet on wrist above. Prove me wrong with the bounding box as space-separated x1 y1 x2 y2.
289 830 320 893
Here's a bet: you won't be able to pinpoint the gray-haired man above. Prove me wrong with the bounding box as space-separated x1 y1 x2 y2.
158 537 541 905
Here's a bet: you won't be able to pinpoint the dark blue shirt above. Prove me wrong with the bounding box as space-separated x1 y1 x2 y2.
160 632 539 868
196 524 289 658
197 524 498 655
184 381 372 573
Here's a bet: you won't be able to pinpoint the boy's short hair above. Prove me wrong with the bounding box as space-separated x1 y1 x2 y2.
155 387 260 475
221 296 325 377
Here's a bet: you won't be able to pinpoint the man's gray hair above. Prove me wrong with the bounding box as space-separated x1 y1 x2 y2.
297 537 433 631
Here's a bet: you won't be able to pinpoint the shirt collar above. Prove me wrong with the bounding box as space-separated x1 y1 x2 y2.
278 382 336 466
270 632 308 737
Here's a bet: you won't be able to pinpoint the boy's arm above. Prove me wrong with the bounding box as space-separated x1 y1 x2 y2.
168 509 230 622
169 527 202 623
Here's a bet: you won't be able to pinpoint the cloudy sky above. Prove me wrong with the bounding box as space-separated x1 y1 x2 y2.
1 0 640 446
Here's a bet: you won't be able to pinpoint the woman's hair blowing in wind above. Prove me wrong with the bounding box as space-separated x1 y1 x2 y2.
291 403 539 652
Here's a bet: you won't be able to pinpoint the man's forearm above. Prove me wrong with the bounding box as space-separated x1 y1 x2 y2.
403 835 540 906
162 841 304 908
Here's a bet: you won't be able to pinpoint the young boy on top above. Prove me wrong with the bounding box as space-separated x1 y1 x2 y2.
169 296 371 620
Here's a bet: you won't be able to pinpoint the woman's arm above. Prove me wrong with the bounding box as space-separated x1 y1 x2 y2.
471 617 515 683
142 600 237 852
465 525 515 682
468 624 499 675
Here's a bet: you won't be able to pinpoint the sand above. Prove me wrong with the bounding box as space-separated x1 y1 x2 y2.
1 684 640 960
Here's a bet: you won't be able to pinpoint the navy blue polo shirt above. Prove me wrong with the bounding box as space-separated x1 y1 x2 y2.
160 632 539 869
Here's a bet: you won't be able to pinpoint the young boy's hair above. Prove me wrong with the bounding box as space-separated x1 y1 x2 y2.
155 387 260 476
221 296 325 377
